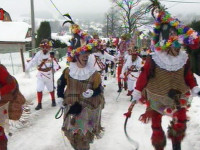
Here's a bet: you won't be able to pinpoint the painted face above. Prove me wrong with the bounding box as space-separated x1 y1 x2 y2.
76 52 90 68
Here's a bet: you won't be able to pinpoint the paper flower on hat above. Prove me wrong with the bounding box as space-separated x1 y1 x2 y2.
147 0 200 51
39 40 52 49
63 14 98 62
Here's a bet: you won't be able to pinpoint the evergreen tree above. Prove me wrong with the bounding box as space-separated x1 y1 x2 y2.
36 21 51 47
189 20 200 33
51 39 67 48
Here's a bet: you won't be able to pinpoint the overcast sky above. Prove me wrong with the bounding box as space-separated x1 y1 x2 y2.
1 0 200 22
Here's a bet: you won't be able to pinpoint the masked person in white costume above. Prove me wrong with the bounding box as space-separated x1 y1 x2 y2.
26 39 60 110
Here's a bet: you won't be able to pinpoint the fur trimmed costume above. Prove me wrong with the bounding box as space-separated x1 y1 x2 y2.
131 49 198 150
0 64 25 150
126 1 200 150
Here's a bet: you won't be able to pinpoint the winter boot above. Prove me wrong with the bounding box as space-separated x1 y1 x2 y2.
172 141 181 150
124 81 128 91
104 76 107 80
117 82 122 92
130 95 133 101
35 103 42 110
52 100 56 107
111 70 114 75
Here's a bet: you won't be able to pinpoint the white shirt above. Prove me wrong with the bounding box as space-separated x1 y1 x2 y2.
89 51 115 71
26 50 60 78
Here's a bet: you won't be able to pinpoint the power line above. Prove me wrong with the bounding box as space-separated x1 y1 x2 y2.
167 2 179 9
161 0 200 4
49 0 65 18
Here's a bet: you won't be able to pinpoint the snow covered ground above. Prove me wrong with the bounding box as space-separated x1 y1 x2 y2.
5 60 200 150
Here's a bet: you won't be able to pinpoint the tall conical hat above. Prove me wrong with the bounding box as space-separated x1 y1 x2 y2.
63 14 98 62
147 0 199 51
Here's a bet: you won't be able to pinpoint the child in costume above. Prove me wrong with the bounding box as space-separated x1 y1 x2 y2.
57 19 105 150
125 1 200 150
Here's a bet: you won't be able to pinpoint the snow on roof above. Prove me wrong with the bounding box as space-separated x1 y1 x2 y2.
51 33 71 46
0 22 31 42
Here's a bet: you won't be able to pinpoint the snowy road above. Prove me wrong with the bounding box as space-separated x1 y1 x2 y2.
7 76 200 150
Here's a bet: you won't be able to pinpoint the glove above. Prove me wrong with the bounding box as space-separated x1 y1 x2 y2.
82 89 94 98
120 74 124 79
57 97 65 108
192 86 200 97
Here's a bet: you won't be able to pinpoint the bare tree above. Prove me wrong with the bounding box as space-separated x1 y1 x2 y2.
111 0 150 34
106 7 121 37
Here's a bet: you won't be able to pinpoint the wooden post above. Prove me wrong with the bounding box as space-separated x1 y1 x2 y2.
20 44 25 72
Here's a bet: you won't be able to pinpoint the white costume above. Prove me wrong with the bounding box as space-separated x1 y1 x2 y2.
90 51 115 71
121 55 143 91
26 51 60 92
89 51 115 86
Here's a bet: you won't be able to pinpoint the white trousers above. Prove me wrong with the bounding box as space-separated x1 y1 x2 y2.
127 78 136 91
36 72 54 92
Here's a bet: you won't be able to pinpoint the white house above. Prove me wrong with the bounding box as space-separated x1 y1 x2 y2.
0 21 32 53
0 21 32 72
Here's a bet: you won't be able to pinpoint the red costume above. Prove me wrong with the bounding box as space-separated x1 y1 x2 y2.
126 1 200 150
0 64 25 150
0 65 16 150
117 38 129 92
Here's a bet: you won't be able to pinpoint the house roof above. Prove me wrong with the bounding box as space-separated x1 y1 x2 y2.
51 33 71 46
0 21 31 42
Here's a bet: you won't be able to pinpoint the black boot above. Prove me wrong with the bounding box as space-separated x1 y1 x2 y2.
52 100 56 107
111 71 114 75
124 82 128 91
104 76 107 80
172 142 181 150
117 82 122 92
130 95 133 101
35 103 42 110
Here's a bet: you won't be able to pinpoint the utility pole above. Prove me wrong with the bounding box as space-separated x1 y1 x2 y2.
30 0 36 49
107 14 109 38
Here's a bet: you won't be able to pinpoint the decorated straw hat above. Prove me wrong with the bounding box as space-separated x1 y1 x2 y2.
147 0 199 51
39 39 52 49
63 14 98 62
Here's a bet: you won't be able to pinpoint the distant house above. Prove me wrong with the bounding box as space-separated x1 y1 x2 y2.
0 22 32 53
0 22 32 72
